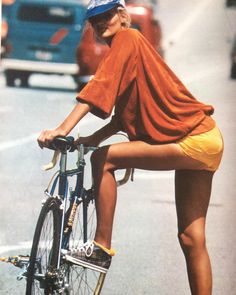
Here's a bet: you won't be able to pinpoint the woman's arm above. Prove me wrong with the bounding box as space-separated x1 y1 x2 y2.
37 102 91 148
78 118 122 147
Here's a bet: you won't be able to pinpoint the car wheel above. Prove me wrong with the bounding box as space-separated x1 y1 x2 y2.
5 70 16 87
19 72 30 87
230 63 236 79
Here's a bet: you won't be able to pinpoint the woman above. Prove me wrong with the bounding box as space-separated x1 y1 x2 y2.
38 0 224 294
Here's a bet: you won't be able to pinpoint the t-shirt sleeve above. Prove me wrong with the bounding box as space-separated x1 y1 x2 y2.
76 30 137 119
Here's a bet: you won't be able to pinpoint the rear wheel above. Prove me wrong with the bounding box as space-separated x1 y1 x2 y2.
26 197 61 295
61 190 106 295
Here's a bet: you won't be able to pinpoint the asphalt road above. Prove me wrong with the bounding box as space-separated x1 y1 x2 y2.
0 0 236 294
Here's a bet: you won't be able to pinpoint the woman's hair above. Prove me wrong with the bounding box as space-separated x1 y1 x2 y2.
117 6 131 28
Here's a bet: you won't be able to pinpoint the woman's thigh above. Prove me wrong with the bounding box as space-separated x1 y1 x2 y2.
100 140 208 171
175 169 214 234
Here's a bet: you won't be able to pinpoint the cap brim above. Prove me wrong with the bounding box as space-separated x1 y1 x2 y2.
86 3 119 20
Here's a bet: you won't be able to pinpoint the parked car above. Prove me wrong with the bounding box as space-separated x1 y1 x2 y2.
1 0 86 87
76 3 163 90
230 36 236 79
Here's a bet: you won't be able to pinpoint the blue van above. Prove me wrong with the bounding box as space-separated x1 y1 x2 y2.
2 0 86 87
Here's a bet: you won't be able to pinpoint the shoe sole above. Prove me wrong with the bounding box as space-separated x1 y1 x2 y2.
65 255 108 274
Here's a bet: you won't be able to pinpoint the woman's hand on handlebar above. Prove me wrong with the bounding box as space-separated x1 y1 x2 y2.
37 128 66 149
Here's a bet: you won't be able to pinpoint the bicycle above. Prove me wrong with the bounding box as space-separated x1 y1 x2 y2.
1 135 131 294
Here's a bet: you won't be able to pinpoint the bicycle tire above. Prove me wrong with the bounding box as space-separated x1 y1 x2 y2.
26 197 62 295
61 193 106 295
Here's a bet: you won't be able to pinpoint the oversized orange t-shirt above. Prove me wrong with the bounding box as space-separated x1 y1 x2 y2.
77 28 215 143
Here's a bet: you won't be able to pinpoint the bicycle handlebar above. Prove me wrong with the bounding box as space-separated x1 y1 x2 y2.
47 136 76 152
42 136 96 171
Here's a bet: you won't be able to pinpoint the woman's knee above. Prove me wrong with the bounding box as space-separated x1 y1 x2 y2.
178 230 206 255
91 146 114 172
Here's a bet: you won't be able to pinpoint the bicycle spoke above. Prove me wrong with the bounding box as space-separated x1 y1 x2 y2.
65 265 104 295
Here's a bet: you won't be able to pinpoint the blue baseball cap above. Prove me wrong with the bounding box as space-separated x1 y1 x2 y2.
86 0 126 20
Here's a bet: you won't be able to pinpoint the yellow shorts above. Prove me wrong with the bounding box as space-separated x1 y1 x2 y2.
177 126 224 171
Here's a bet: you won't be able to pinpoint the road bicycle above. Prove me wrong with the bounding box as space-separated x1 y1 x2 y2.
1 135 131 294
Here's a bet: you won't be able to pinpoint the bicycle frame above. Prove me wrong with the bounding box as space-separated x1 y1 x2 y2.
46 144 96 270
0 136 132 294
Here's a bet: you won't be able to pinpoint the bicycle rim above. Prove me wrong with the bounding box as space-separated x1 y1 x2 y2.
61 197 106 294
26 197 61 295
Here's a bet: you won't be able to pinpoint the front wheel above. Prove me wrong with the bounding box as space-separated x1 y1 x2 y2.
26 197 62 295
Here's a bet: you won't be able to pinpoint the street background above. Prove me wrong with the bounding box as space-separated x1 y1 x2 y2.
0 0 236 294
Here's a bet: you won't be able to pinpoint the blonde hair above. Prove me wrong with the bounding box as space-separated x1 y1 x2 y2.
117 6 131 28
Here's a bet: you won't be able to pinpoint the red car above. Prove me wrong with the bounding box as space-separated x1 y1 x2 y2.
76 3 163 90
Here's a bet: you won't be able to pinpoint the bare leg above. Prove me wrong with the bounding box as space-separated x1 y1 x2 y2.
91 140 207 248
175 169 214 295
91 146 118 248
91 141 213 293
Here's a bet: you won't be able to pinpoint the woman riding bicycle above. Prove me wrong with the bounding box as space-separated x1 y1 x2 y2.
38 0 224 294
